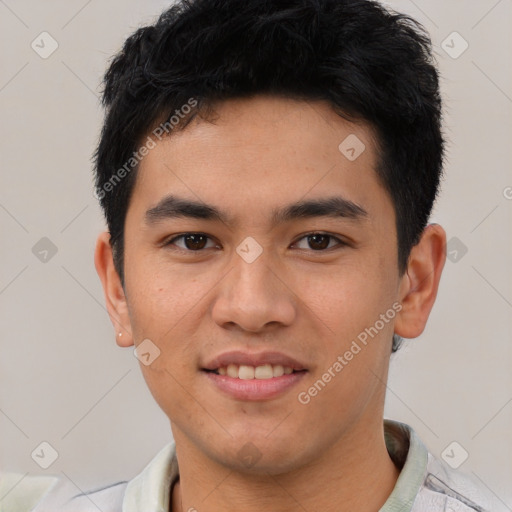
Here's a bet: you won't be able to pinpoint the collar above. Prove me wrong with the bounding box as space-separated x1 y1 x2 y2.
380 419 429 511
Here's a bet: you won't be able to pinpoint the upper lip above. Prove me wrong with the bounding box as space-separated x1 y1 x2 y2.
202 350 307 371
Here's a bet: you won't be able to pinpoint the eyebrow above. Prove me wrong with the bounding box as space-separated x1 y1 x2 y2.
145 194 368 227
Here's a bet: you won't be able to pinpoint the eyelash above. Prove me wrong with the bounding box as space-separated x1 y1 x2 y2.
163 232 348 254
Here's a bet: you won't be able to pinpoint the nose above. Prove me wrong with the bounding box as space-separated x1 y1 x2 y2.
211 248 296 334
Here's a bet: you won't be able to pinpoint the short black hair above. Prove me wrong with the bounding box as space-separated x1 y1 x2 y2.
94 0 444 351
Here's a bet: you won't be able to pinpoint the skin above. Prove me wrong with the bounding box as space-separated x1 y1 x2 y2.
95 95 446 512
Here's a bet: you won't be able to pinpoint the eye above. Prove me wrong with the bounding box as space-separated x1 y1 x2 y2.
165 233 218 251
292 232 346 251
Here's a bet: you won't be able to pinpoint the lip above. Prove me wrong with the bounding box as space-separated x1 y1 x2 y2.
202 370 307 401
202 350 307 371
201 350 308 401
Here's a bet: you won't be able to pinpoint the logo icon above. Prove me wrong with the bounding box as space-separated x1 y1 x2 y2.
32 237 58 263
446 237 468 263
31 32 59 59
237 442 262 468
441 32 469 60
338 134 366 161
236 236 263 264
441 441 469 469
31 441 59 469
134 339 161 366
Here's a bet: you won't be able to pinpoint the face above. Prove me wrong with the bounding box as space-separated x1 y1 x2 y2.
112 96 407 473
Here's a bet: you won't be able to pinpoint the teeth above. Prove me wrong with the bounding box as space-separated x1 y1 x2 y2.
254 364 273 379
238 365 255 380
227 364 238 378
273 365 284 377
216 364 295 379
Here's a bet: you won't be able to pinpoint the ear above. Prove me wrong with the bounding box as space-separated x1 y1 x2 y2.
94 231 134 347
394 223 446 339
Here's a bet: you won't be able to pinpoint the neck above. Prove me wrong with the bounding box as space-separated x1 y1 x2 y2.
170 421 400 512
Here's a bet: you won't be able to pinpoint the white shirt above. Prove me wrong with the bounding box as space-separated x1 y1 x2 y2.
0 420 504 511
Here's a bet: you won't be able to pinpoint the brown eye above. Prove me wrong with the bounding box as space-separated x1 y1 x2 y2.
293 232 346 251
183 234 208 250
165 233 216 251
307 234 330 250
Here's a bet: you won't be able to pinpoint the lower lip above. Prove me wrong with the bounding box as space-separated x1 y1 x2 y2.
202 370 307 401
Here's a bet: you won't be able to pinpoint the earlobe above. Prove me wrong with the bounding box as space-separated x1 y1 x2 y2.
394 223 446 339
94 231 134 347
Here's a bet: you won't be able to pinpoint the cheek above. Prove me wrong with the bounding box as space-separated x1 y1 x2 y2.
139 362 203 435
125 271 206 408
125 259 210 341
295 266 395 418
298 260 394 341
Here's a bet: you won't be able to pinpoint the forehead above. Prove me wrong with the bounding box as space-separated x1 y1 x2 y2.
129 95 392 227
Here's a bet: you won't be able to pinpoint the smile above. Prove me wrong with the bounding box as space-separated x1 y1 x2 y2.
210 364 296 379
202 367 307 401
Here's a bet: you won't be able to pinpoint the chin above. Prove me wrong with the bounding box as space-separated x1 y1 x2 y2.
211 434 313 476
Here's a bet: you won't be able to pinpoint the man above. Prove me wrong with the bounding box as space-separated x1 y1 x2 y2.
0 0 503 510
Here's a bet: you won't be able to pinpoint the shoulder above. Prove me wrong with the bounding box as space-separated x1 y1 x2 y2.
38 479 128 511
413 452 505 511
383 420 505 512
0 442 177 512
0 472 127 512
0 472 58 512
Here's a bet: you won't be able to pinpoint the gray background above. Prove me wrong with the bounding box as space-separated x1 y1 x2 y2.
1 0 511 507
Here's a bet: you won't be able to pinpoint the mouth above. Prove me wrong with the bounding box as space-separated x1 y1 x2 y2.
201 351 308 400
203 364 305 380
